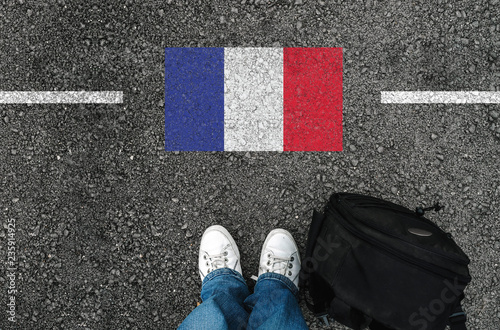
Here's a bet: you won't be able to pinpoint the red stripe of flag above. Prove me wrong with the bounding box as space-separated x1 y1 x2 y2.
283 48 343 151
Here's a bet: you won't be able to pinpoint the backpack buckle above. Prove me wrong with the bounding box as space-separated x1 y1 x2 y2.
316 313 330 326
449 311 466 325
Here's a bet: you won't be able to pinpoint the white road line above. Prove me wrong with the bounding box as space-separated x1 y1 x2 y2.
0 91 123 104
381 91 500 104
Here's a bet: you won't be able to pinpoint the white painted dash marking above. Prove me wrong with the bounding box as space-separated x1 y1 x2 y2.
381 91 500 104
0 91 123 104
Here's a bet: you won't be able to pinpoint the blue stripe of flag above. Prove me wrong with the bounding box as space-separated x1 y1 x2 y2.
165 48 224 151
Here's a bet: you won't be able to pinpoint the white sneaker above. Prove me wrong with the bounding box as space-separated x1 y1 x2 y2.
198 225 242 281
258 229 301 288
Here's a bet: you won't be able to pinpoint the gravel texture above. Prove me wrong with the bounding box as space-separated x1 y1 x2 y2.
1 0 499 329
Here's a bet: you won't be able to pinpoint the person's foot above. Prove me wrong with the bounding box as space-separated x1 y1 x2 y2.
199 225 242 281
258 229 301 288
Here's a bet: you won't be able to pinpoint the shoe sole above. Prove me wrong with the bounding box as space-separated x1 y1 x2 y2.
202 225 241 262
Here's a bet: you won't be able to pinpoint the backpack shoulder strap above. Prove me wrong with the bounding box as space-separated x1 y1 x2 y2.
299 209 325 288
305 210 325 260
330 296 372 330
300 209 332 321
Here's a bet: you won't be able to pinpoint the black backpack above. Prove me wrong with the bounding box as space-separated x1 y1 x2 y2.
300 193 471 330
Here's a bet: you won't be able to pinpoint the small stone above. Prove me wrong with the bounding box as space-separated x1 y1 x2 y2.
295 0 303 4
468 125 476 133
129 275 136 283
27 9 33 17
377 146 384 153
436 154 444 161
296 21 303 29
12 198 19 203
105 187 111 193
181 223 187 230
349 145 357 151
172 198 179 203
158 9 164 16
351 159 359 167
30 225 40 236
431 133 438 140
418 184 427 194
490 111 499 119
151 226 160 236
185 230 193 238
3 116 9 123
11 149 17 155
391 187 398 194
469 65 476 73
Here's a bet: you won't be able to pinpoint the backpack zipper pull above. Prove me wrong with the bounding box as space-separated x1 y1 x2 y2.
415 202 443 216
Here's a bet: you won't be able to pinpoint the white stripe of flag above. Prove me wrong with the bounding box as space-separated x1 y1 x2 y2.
224 48 283 151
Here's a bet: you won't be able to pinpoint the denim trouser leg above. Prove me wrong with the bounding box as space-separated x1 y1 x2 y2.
244 272 308 330
178 268 250 330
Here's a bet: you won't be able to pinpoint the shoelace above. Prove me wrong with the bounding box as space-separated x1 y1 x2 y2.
203 244 230 273
250 253 295 281
265 253 294 275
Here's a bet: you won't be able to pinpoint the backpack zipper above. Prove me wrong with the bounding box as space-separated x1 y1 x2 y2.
328 203 470 282
340 193 443 230
353 202 443 230
335 198 469 265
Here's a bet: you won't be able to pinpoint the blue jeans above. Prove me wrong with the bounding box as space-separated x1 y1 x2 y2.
178 268 308 330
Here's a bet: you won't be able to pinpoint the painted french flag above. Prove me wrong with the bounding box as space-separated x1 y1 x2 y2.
165 47 343 151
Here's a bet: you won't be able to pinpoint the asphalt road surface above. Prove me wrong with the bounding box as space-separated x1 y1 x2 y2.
1 0 499 329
